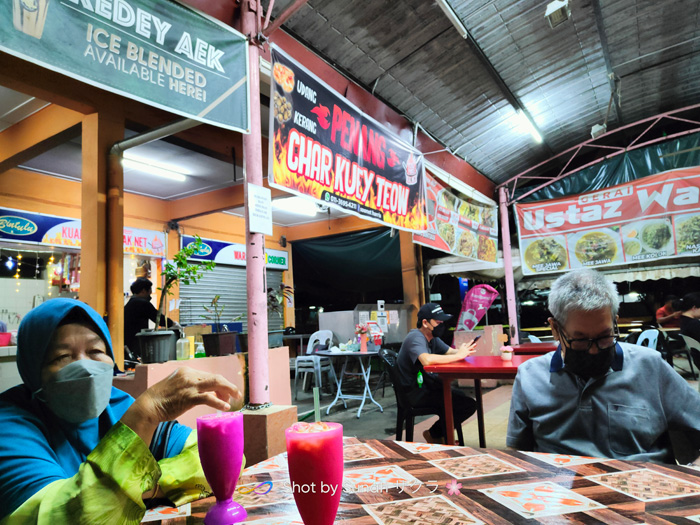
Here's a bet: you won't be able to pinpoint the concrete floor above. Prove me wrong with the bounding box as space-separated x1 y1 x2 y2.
291 355 699 450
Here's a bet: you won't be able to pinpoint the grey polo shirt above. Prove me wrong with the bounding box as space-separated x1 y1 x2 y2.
507 342 700 463
397 329 449 390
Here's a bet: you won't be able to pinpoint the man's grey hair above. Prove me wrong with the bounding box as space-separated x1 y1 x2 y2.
548 269 620 325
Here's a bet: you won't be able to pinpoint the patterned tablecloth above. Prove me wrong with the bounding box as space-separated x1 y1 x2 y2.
147 436 700 524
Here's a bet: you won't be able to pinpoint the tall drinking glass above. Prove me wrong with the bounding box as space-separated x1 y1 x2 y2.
197 412 247 524
285 422 343 525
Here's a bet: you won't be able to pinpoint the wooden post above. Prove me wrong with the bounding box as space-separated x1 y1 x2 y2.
81 112 124 365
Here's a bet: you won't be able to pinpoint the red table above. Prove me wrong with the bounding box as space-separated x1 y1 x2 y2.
511 341 558 354
424 355 537 447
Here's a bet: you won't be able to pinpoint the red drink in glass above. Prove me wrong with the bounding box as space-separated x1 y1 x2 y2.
197 412 247 524
285 422 343 525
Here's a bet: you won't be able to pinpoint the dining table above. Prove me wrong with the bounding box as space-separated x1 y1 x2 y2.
510 341 559 355
282 333 314 358
424 355 538 447
145 436 700 524
316 349 384 419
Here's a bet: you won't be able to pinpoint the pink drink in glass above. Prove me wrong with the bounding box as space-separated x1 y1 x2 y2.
197 412 247 524
285 422 343 525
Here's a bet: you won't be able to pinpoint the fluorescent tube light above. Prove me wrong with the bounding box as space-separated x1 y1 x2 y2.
515 110 543 143
121 153 189 182
272 196 318 217
435 0 468 39
545 0 571 29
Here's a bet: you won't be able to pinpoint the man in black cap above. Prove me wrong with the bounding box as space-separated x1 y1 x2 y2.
397 303 477 444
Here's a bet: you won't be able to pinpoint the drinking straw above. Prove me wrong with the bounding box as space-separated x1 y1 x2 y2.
313 387 321 423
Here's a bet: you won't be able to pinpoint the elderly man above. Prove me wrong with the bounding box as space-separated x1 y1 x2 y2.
507 268 700 463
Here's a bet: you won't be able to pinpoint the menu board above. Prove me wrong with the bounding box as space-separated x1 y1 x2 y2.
268 46 428 232
412 171 499 262
515 167 700 275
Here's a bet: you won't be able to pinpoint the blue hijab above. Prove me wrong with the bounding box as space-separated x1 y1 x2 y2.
0 299 191 519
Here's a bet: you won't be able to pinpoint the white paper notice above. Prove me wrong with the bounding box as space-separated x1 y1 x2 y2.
389 310 399 324
359 311 370 324
248 184 273 236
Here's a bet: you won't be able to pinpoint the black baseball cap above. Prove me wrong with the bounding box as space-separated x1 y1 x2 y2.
417 303 452 323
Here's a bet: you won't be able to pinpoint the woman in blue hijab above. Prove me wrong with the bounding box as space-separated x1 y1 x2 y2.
0 299 241 523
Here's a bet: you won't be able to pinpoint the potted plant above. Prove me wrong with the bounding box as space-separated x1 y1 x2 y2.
266 283 294 348
500 345 514 361
201 295 239 356
355 323 369 353
137 236 215 363
267 283 294 317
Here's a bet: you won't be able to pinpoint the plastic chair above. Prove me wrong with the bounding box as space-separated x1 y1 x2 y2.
636 329 659 350
679 335 699 380
294 330 337 400
527 334 542 343
378 349 464 445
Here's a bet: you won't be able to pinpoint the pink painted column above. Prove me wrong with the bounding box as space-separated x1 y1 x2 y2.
242 1 270 405
499 187 519 345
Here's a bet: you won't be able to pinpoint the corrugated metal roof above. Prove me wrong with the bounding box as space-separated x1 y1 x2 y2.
271 0 700 186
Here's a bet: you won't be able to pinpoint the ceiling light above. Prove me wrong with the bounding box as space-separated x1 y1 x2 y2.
545 0 570 28
435 0 468 39
591 123 607 139
272 196 318 217
514 110 543 143
121 153 189 182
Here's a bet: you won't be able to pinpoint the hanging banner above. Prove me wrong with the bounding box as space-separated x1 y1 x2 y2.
0 0 249 132
456 284 499 331
515 168 700 275
413 171 499 262
268 46 428 232
0 207 166 256
182 235 288 270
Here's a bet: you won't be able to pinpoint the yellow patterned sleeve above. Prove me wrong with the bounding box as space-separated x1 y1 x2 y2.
1 422 159 525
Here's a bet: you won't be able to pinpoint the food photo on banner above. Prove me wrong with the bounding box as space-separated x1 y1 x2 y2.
268 45 428 232
412 171 499 262
515 167 700 275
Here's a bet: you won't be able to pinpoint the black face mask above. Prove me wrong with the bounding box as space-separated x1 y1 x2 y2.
430 322 446 338
563 345 615 380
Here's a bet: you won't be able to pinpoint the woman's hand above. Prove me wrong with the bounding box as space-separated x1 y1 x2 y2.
121 367 242 446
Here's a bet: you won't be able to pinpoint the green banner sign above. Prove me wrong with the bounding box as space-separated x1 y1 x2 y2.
1 0 250 132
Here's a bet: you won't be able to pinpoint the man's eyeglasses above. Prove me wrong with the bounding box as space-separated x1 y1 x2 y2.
554 319 619 352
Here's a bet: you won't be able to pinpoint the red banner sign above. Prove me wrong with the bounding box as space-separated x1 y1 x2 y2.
412 171 499 262
515 168 700 275
268 46 427 231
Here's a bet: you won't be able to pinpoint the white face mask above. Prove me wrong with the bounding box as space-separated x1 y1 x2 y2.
36 360 113 423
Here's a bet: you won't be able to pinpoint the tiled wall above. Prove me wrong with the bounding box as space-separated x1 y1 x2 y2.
0 278 63 330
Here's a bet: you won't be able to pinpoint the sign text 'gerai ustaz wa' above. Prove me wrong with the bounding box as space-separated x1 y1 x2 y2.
515 168 700 275
268 46 427 232
1 0 249 132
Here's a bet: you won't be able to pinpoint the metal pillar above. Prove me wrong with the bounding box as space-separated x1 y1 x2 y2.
242 0 270 406
499 187 519 345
